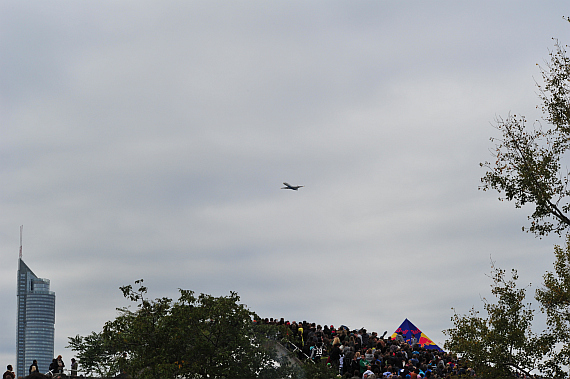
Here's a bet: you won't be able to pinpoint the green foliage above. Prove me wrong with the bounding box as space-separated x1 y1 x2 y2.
473 23 570 377
445 240 570 378
444 265 540 378
68 280 296 379
67 331 119 377
480 39 570 237
299 360 338 379
535 235 570 378
539 38 570 134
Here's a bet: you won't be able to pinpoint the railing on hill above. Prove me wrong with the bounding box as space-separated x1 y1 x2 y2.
259 324 311 363
280 340 311 361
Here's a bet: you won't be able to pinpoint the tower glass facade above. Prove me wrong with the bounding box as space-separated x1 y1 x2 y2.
17 258 55 377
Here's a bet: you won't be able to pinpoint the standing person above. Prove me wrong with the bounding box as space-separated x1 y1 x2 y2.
348 352 360 375
359 355 371 376
410 333 418 346
395 332 405 343
310 341 326 363
329 338 341 372
3 365 15 379
57 355 65 374
49 359 58 374
70 358 78 377
364 348 374 363
29 360 39 374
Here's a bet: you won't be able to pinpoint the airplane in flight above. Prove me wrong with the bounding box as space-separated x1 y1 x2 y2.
281 182 304 191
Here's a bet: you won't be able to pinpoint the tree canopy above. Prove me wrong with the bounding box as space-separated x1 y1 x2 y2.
480 34 570 237
445 239 570 378
446 24 570 378
67 280 298 379
444 265 543 378
535 235 570 378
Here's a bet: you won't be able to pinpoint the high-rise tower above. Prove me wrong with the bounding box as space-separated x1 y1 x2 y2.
17 258 56 377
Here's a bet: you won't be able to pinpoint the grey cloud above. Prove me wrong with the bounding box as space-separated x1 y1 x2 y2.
1 0 569 364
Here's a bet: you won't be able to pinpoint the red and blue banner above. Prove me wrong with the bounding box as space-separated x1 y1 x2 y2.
390 318 443 351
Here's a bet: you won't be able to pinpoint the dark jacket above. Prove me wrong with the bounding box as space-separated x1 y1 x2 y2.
29 363 39 374
49 359 58 373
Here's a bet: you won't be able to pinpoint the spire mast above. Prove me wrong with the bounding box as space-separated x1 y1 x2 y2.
19 225 23 259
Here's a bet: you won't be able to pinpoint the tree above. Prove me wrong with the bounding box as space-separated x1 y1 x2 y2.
299 361 338 379
480 32 570 237
535 235 570 378
68 280 296 379
445 245 570 378
444 264 541 378
67 331 118 378
471 23 570 377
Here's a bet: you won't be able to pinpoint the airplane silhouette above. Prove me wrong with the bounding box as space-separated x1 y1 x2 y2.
281 182 304 190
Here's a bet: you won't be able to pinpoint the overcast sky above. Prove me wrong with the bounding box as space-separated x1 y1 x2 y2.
1 0 569 369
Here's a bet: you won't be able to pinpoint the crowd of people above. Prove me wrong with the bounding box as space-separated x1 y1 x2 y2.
258 318 539 379
2 355 78 379
2 318 542 379
46 355 78 377
258 317 463 378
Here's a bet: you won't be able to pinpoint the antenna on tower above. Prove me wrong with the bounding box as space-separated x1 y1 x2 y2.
19 225 23 259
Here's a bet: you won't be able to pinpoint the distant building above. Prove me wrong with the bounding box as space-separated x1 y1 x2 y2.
17 258 56 377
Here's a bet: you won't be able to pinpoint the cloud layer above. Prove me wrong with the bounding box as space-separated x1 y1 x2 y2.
1 0 568 367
